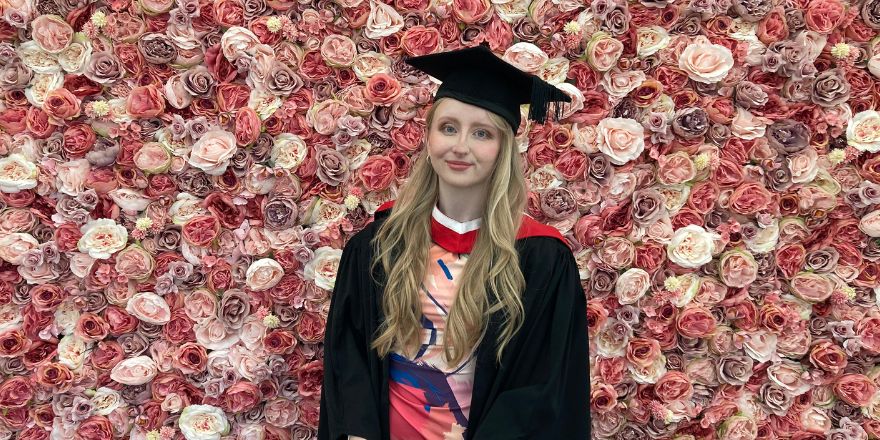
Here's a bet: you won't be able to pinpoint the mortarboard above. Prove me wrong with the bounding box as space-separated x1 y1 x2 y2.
403 43 573 131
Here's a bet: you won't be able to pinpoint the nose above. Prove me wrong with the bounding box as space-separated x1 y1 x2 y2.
451 134 470 155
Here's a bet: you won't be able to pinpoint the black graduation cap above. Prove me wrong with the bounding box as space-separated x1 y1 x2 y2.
403 42 572 130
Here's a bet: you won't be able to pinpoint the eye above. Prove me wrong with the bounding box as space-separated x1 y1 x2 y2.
474 129 493 140
440 124 456 135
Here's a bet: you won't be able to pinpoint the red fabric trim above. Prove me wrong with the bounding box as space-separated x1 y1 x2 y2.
375 200 566 253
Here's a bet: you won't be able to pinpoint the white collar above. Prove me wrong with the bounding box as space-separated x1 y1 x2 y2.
432 203 482 234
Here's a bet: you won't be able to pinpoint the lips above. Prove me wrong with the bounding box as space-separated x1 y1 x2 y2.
446 161 472 166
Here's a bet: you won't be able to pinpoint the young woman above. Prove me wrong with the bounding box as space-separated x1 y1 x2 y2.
318 44 590 440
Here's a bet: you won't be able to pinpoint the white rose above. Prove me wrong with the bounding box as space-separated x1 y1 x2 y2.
53 300 79 335
245 258 284 291
108 188 152 212
678 37 734 84
17 41 61 74
170 193 208 225
597 117 645 165
860 209 880 237
667 224 719 268
110 355 159 385
537 57 570 85
730 107 771 140
304 246 343 290
615 268 650 305
364 0 404 39
271 133 308 170
78 219 128 260
220 26 262 62
91 387 124 416
352 51 392 82
178 405 230 440
57 38 91 73
188 129 238 176
847 110 880 153
0 154 38 193
0 232 39 264
600 68 646 98
744 219 779 254
25 71 64 108
57 334 88 369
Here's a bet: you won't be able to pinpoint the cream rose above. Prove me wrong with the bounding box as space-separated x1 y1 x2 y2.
586 32 623 72
77 219 128 260
0 154 39 193
245 258 284 291
134 142 173 174
637 26 671 58
597 117 645 165
730 107 771 140
667 225 719 268
678 37 734 84
110 355 159 385
125 292 171 324
0 232 39 265
271 133 308 170
615 268 651 305
503 42 549 73
57 334 88 369
352 51 393 82
220 26 262 62
91 387 124 416
600 68 646 98
860 209 880 237
189 129 237 176
364 0 404 39
847 110 880 153
304 246 343 290
178 405 230 440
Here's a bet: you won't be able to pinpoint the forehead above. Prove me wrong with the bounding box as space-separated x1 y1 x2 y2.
433 98 497 125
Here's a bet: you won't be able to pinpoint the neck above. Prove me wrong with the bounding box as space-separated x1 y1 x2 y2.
436 184 487 223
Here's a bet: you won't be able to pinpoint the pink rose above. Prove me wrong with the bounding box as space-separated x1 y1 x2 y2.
401 26 442 57
309 100 349 136
597 237 635 270
790 272 834 303
0 377 32 409
320 34 357 67
110 355 158 385
719 249 758 288
125 291 171 325
805 0 845 34
857 317 880 355
678 37 734 83
358 155 396 191
586 34 624 72
451 0 492 24
74 416 113 440
126 85 166 118
264 398 299 428
234 107 261 147
185 288 219 323
654 371 693 403
31 15 74 53
657 152 696 185
597 118 645 165
729 182 773 216
188 129 238 176
224 381 262 413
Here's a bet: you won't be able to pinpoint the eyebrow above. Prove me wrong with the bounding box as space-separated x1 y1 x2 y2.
436 116 498 131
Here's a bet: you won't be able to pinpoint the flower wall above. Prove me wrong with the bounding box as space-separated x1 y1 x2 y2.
3 0 880 438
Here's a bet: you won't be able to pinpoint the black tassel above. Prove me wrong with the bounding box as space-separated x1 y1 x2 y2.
528 75 551 125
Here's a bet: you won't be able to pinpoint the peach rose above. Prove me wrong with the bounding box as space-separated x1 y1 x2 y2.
586 32 623 72
133 142 172 174
654 371 693 403
790 272 834 303
678 36 734 84
114 245 155 281
364 73 402 106
364 0 404 39
657 151 696 185
0 232 39 265
676 305 717 338
834 374 878 406
596 117 645 165
615 268 650 305
189 129 238 176
503 42 548 73
42 88 81 121
320 34 357 68
245 258 284 291
126 84 166 118
719 249 758 288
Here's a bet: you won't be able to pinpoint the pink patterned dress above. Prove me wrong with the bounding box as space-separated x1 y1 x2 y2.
388 206 481 440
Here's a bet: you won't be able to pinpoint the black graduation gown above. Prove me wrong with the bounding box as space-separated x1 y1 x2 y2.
318 202 590 440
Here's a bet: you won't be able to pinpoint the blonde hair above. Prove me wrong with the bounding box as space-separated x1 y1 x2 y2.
369 97 528 366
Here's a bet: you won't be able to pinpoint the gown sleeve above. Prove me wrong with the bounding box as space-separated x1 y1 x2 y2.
471 238 590 440
318 233 383 440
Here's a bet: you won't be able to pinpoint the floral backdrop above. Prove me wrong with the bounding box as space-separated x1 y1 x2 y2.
5 0 880 438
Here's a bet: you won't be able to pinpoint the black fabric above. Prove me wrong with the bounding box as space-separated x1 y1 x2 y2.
403 43 572 130
318 207 590 440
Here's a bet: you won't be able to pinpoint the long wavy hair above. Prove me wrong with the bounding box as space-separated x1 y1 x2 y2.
368 97 528 366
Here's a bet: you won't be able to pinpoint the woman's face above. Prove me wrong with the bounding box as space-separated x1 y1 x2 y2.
426 98 503 193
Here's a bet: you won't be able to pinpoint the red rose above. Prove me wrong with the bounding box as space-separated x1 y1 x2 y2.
554 149 587 182
671 208 705 229
145 174 177 198
264 329 297 355
400 26 442 57
207 263 233 292
34 362 74 392
297 360 323 397
654 66 690 91
634 241 665 273
574 91 611 125
364 73 402 106
567 62 600 93
574 215 603 247
63 74 102 98
22 304 53 339
18 426 49 440
358 155 396 191
858 317 880 355
0 329 30 357
182 216 220 247
0 190 35 208
206 47 238 85
74 312 110 342
249 16 283 45
62 123 96 158
74 416 113 440
224 381 262 413
687 180 719 213
126 84 165 118
22 341 56 370
269 274 305 305
90 341 124 371
600 202 633 237
53 223 82 252
299 51 333 82
173 342 207 374
204 192 245 229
